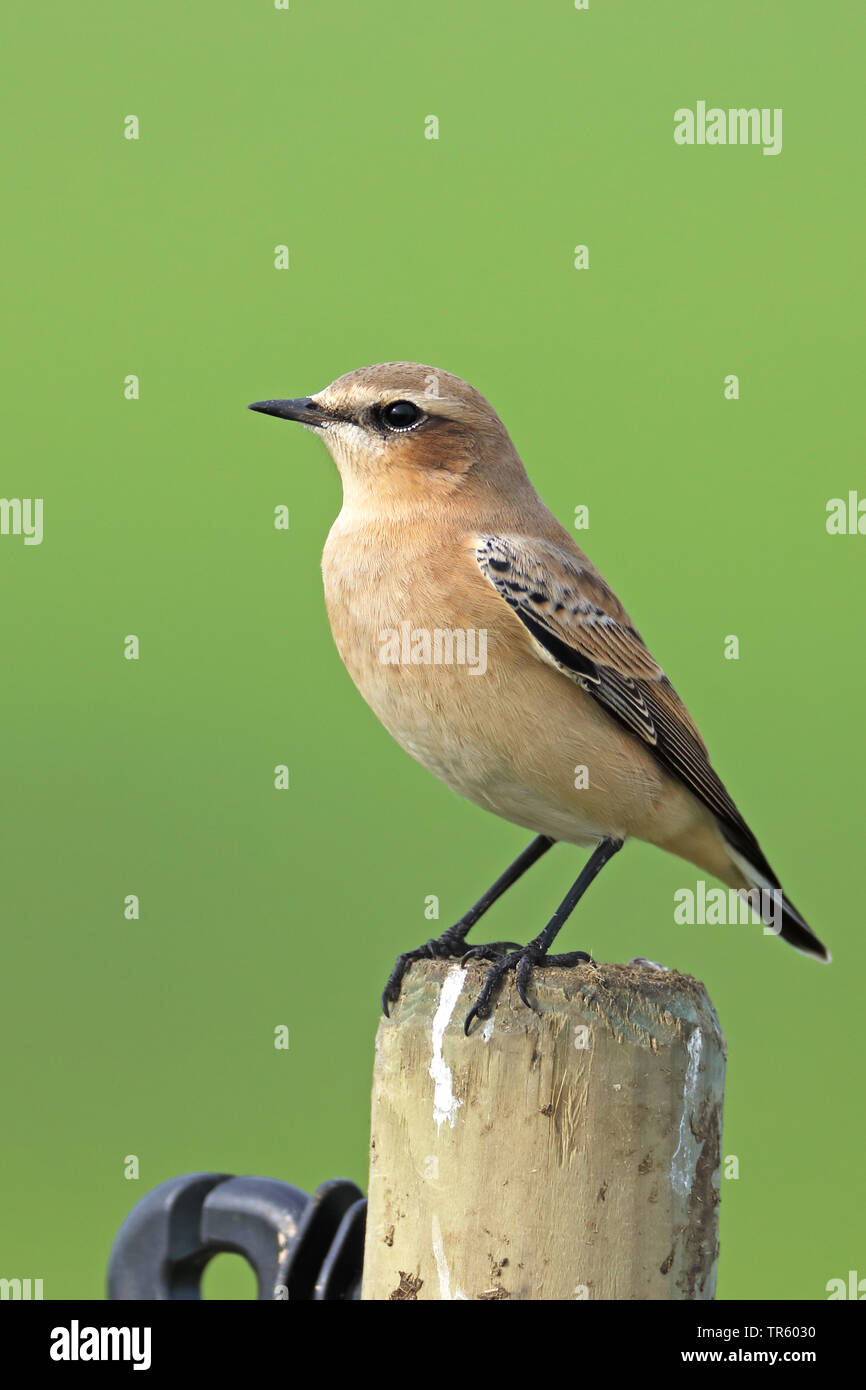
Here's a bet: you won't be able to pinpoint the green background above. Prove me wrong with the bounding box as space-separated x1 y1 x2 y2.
2 1 862 1300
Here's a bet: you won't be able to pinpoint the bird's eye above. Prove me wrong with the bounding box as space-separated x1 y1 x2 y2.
380 400 424 432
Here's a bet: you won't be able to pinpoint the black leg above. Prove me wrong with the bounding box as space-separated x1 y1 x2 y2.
381 835 555 1016
464 837 624 1034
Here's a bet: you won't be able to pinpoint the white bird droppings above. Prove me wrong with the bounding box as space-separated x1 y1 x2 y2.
432 1213 468 1300
430 966 466 1131
671 1027 703 1197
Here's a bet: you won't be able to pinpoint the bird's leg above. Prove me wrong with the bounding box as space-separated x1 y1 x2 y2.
381 835 555 1016
464 837 624 1034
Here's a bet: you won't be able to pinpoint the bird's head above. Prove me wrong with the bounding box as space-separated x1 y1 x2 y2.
249 362 529 515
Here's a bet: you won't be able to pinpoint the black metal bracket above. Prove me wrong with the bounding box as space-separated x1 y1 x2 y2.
106 1172 366 1300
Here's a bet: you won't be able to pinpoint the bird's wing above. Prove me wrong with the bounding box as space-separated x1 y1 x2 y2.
475 534 777 883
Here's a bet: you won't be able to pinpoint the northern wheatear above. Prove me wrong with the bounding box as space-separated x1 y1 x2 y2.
250 363 828 1031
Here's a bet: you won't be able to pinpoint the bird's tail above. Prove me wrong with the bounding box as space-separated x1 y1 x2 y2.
724 844 830 963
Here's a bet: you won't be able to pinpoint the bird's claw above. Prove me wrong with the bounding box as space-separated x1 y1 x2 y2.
382 930 521 1017
381 938 446 1016
459 940 522 964
463 946 595 1034
384 930 595 1029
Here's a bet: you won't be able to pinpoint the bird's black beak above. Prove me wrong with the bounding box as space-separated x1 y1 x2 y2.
247 397 332 427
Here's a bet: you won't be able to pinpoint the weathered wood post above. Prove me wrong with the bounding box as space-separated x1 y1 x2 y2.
361 958 725 1300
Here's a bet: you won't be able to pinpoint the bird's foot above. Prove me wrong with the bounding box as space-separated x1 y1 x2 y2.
459 940 524 965
381 927 521 1017
463 943 594 1035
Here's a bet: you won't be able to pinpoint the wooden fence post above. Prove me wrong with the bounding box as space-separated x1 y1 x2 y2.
361 957 725 1300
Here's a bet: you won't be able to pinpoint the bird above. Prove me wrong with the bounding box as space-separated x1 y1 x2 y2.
249 363 829 1032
